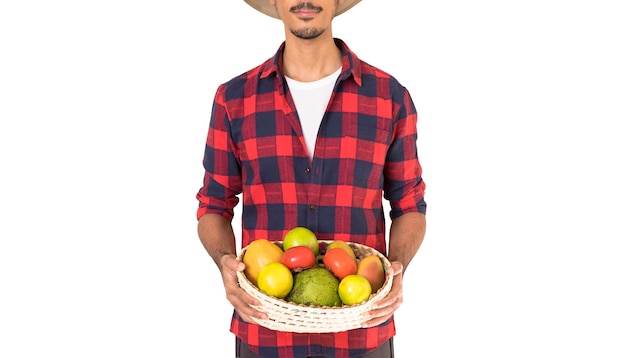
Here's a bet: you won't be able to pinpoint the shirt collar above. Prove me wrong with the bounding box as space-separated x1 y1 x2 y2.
259 38 363 87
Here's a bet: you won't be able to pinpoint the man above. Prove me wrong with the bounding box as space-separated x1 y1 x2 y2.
196 1 426 357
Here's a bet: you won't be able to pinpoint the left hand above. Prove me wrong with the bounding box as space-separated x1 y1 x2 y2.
361 261 404 328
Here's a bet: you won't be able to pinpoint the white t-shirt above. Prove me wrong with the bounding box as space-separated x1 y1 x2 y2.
286 67 342 160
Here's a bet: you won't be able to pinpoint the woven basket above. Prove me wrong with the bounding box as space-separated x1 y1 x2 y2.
235 240 392 333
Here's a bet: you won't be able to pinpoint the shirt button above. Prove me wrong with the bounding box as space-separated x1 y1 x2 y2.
305 168 311 173
310 205 317 211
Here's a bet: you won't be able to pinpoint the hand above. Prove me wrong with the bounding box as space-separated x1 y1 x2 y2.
361 261 404 328
219 254 268 323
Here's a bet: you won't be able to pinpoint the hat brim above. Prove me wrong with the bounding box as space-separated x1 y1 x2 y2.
244 0 361 19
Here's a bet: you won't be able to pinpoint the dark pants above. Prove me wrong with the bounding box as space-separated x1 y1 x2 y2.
236 337 394 358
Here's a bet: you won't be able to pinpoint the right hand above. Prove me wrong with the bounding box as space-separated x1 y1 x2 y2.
219 254 269 323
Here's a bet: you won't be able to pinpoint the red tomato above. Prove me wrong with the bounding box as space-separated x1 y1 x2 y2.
280 246 316 271
323 247 357 280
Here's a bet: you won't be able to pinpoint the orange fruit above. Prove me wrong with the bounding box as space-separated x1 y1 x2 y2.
242 239 283 286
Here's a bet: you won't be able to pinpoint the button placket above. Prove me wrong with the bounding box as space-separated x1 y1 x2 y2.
306 160 322 232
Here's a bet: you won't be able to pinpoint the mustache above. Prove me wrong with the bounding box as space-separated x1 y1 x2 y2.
290 2 323 12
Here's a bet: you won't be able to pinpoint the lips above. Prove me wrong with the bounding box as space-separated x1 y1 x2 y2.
291 3 322 16
294 9 319 17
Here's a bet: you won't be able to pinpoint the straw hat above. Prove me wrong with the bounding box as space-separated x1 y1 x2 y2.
244 0 361 19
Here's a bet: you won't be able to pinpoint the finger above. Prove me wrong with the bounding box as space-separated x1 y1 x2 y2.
228 278 269 319
362 295 403 328
372 275 403 309
238 287 262 307
238 310 268 323
235 293 269 321
236 304 269 322
372 290 403 313
361 312 393 328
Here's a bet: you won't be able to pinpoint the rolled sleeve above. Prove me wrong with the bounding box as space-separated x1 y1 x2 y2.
196 86 242 221
384 89 427 218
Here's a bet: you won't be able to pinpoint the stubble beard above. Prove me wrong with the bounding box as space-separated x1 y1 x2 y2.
290 27 325 40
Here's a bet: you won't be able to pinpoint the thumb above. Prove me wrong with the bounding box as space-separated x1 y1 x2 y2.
389 261 404 277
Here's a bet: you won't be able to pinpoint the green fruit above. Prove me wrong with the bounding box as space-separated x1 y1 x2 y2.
283 227 320 256
285 266 341 307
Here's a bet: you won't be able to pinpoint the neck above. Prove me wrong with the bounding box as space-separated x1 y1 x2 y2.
282 33 342 82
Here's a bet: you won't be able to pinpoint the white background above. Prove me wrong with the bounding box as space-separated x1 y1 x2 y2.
1 1 625 357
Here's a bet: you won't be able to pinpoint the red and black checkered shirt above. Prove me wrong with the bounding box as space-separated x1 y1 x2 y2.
197 38 426 357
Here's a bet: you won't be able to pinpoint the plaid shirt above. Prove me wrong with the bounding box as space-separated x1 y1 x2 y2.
197 39 426 357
